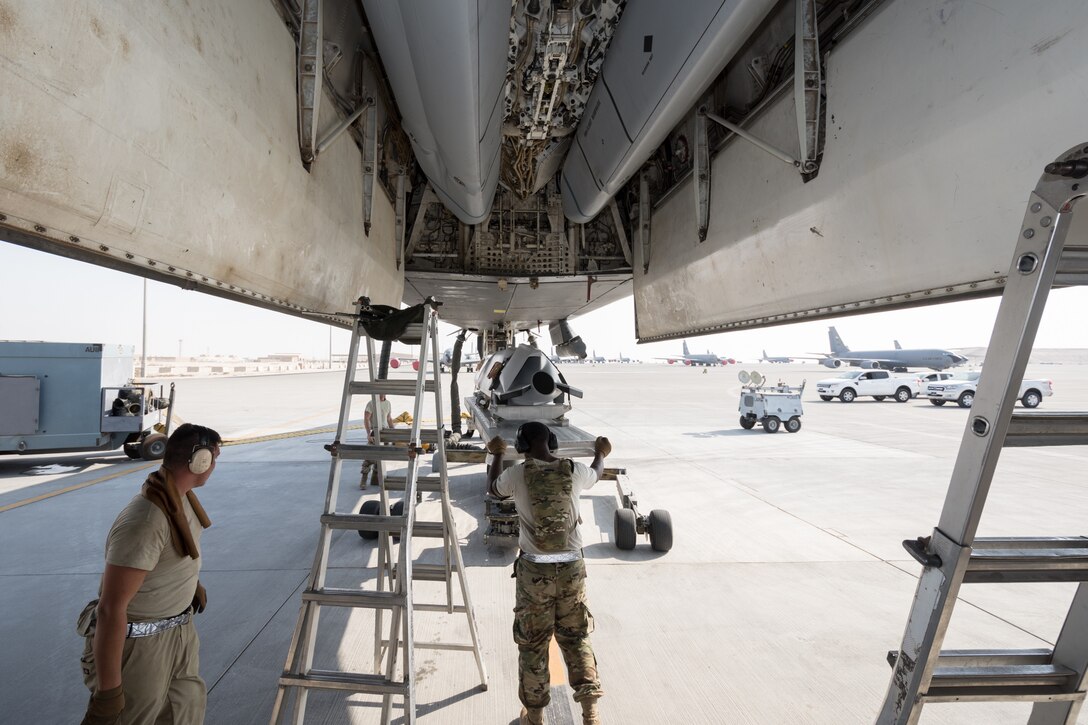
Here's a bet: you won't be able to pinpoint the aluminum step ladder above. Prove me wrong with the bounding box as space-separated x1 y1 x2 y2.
877 143 1088 724
271 297 487 725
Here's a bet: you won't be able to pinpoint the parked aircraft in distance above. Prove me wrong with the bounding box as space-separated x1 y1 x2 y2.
616 352 638 363
661 341 735 367
587 350 606 364
760 350 792 363
812 327 967 371
440 348 480 372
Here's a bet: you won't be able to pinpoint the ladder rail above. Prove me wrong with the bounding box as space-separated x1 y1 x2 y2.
938 196 1077 545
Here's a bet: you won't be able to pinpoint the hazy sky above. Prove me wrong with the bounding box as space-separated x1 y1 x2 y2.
2 241 1086 363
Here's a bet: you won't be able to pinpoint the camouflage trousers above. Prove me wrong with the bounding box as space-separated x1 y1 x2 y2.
513 557 603 708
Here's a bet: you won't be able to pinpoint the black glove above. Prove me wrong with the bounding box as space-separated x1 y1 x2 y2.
81 685 124 725
192 581 207 614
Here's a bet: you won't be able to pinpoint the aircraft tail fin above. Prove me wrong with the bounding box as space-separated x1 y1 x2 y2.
894 340 902 349
683 340 690 356
829 327 849 355
762 349 768 360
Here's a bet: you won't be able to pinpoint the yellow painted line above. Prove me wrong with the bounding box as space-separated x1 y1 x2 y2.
0 461 157 513
549 636 566 685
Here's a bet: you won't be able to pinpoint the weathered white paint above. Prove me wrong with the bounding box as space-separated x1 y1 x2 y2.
635 0 1088 340
0 0 401 314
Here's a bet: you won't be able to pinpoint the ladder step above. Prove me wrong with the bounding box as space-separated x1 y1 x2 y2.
331 443 417 461
378 427 442 443
965 537 1088 583
383 474 443 492
446 449 487 464
412 521 446 538
350 379 435 396
1056 244 1088 286
924 651 1083 703
1005 412 1088 447
400 563 450 582
320 512 406 533
302 587 406 609
279 670 408 696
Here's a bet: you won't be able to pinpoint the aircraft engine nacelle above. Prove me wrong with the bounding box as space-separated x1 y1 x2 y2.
860 360 880 369
474 344 582 411
820 358 843 368
389 358 401 369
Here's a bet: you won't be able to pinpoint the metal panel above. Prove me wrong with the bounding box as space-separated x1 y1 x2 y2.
634 0 1088 340
361 0 509 225
0 0 402 319
0 376 40 435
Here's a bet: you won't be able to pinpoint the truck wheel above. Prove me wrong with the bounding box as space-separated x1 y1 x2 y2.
957 391 975 408
819 395 833 402
648 510 673 553
123 442 142 459
739 416 756 430
358 500 381 539
873 396 886 402
614 509 637 550
785 416 802 433
894 387 912 403
930 399 946 406
139 434 167 460
390 500 404 542
762 416 781 433
839 388 856 403
1021 390 1042 408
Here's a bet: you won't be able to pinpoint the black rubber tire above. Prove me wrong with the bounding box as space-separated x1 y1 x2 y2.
839 388 856 403
739 416 756 430
762 416 780 433
785 416 802 433
648 509 673 553
614 508 637 550
894 387 912 403
358 499 381 539
819 395 833 402
957 391 975 408
390 500 404 541
139 433 167 460
123 442 142 459
930 399 946 406
873 396 886 402
1021 390 1042 408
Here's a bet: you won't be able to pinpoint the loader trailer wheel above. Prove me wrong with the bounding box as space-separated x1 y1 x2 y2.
358 500 381 539
648 509 673 553
140 434 167 460
739 416 756 430
614 509 637 550
762 416 781 433
123 442 142 459
785 417 802 433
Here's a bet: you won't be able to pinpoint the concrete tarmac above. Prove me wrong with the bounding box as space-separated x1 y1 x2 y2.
2 362 1086 724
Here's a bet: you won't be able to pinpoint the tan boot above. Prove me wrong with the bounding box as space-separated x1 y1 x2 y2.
581 698 601 725
519 706 544 725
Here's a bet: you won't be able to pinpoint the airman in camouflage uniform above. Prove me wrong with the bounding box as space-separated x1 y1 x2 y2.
487 422 612 725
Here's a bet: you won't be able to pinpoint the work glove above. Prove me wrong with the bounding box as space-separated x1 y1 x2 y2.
192 581 207 614
81 685 124 725
593 436 612 458
486 436 507 455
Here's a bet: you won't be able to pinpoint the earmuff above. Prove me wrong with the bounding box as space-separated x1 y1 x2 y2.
188 427 217 475
514 423 558 454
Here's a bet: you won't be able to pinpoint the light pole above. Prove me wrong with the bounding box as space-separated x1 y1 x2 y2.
141 279 147 379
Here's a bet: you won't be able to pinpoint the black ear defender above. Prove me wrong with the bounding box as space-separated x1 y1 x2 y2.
188 427 217 475
514 423 558 454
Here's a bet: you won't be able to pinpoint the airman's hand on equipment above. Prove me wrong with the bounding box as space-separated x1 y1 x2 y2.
486 436 507 455
81 685 124 725
593 436 612 458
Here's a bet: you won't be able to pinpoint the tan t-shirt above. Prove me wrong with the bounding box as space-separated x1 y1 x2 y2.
494 459 598 556
102 494 202 622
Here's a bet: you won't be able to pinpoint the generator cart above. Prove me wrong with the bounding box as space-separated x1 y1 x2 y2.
737 370 805 434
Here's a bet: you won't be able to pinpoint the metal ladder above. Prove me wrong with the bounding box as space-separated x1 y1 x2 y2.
877 143 1088 724
272 297 487 725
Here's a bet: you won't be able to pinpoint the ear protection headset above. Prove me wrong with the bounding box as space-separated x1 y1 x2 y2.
515 423 558 454
188 427 217 475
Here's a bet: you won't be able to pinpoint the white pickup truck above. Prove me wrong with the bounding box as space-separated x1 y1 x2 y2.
816 370 922 403
925 371 1053 408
